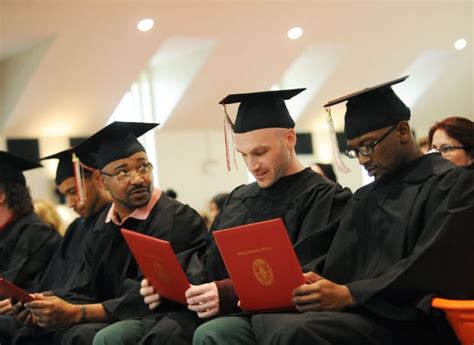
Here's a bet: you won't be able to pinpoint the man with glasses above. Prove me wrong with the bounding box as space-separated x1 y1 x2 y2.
17 122 208 345
195 77 474 345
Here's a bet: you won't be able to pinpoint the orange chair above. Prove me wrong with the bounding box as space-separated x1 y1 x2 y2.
432 297 474 345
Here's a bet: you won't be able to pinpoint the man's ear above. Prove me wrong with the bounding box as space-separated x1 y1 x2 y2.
287 129 297 149
96 171 109 191
397 121 411 143
0 191 5 204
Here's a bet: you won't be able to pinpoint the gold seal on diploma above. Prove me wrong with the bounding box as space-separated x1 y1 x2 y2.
153 262 170 286
252 258 274 286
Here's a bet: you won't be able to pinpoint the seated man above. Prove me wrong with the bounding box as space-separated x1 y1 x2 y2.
193 77 474 345
0 152 60 315
120 89 352 345
6 149 111 344
18 122 209 345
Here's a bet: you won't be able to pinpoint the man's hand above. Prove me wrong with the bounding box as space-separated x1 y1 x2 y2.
0 298 12 314
25 294 81 329
140 279 161 310
12 300 36 326
292 272 355 312
185 283 219 319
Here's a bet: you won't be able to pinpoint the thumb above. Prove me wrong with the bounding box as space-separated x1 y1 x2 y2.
303 271 324 283
33 293 55 300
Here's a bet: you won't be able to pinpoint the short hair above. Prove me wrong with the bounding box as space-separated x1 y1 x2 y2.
428 116 474 159
313 163 338 183
0 181 34 216
211 193 229 211
165 189 177 199
417 136 429 148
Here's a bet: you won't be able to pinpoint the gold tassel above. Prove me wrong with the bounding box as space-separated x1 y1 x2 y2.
72 152 87 206
223 104 238 172
326 108 350 173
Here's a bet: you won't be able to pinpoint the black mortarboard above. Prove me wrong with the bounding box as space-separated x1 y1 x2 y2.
74 121 159 169
40 147 100 185
0 151 42 185
219 88 306 133
324 76 410 140
40 149 75 185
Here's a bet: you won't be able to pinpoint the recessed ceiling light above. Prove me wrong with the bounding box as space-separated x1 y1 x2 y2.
287 27 303 40
454 38 467 50
137 18 154 32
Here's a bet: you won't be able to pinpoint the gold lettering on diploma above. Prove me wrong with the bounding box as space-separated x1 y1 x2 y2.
252 258 274 286
237 247 271 256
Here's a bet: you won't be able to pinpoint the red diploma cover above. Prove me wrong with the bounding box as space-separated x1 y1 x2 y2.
121 229 190 304
0 277 35 303
213 218 305 312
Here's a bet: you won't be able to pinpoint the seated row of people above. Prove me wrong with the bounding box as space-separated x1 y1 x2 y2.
0 76 473 345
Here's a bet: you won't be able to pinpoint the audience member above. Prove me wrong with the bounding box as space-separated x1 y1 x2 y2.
310 162 337 183
34 199 65 236
428 116 474 166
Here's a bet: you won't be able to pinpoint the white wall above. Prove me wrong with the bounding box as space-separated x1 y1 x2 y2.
154 130 249 213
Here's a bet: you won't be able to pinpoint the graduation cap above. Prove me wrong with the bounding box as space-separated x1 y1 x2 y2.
219 88 305 133
0 151 42 185
40 149 75 186
324 76 410 140
74 121 159 170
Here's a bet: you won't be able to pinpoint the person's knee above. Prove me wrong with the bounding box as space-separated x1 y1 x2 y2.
193 317 257 345
93 321 144 345
93 327 113 345
193 321 221 345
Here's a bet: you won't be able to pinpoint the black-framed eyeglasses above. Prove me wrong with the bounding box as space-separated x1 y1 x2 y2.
429 145 466 155
344 126 397 159
101 162 153 183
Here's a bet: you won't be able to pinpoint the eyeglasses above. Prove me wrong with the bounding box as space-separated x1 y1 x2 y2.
344 126 397 159
101 162 153 183
429 145 466 155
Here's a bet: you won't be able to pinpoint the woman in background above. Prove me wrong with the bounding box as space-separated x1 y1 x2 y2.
429 116 474 166
34 199 65 236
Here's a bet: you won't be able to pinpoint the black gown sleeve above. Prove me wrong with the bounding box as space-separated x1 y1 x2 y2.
347 168 474 321
0 213 61 290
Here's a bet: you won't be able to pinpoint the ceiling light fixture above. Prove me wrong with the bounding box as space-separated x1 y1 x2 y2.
137 18 154 32
454 38 467 50
287 27 303 40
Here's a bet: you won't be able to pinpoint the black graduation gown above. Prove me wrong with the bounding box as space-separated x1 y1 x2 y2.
206 168 352 282
34 218 88 292
252 154 474 345
53 194 208 344
6 210 105 344
35 207 107 294
139 169 352 345
0 212 61 290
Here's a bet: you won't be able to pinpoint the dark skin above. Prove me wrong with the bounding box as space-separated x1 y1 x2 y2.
12 153 155 329
291 122 423 312
11 173 112 329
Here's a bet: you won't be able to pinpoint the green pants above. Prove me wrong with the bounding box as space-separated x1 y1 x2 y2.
93 320 145 345
193 316 258 345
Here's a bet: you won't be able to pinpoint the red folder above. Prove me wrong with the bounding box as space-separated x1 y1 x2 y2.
213 218 305 312
121 229 190 305
0 277 35 303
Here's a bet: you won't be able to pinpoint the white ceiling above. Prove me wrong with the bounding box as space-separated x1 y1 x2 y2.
1 0 472 139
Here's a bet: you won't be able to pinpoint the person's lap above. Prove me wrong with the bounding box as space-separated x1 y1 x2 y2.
93 319 144 345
